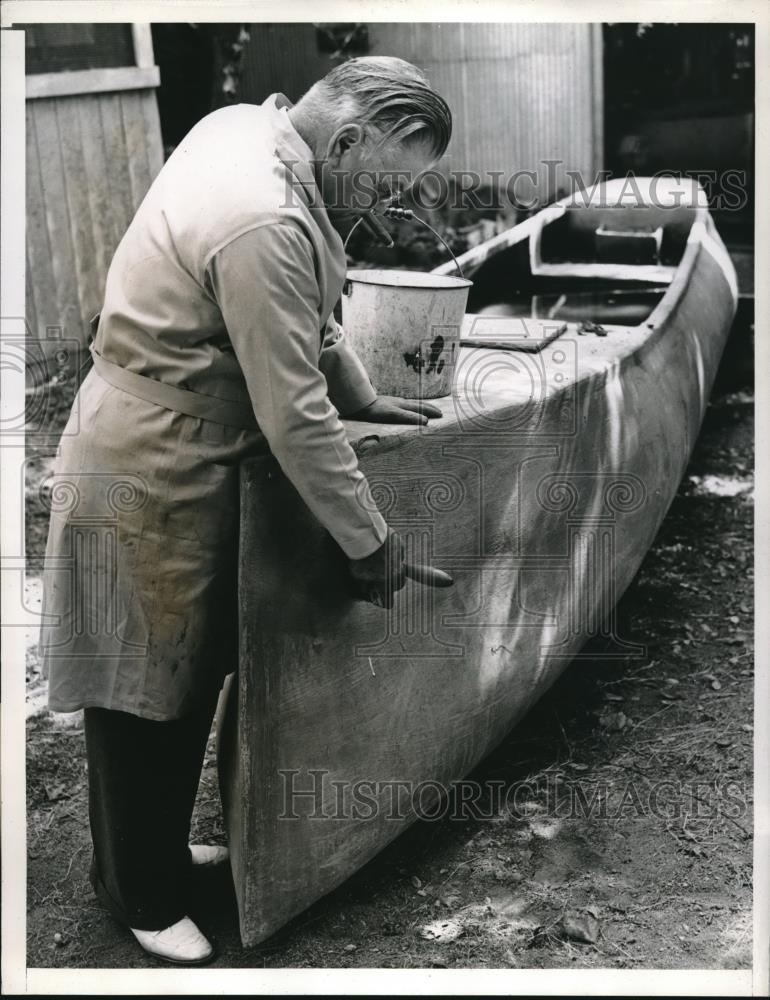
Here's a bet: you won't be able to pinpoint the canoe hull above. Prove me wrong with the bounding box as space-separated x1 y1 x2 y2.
219 206 736 946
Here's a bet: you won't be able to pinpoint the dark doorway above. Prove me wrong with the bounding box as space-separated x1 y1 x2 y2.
603 23 755 248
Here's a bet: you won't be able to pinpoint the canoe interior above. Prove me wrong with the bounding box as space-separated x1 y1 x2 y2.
471 286 669 326
538 203 697 266
465 237 671 320
465 202 697 324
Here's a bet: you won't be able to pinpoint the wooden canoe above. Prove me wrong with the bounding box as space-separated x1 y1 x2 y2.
217 178 737 946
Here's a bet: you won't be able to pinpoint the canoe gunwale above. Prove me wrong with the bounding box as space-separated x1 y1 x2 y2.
644 211 737 334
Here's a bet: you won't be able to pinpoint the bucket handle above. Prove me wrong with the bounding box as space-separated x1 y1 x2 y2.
344 208 466 279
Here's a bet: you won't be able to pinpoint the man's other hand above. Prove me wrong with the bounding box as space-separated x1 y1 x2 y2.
348 528 406 608
347 396 443 425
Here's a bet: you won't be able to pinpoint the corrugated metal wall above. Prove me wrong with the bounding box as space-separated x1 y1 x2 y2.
239 22 603 202
239 24 332 109
26 89 163 355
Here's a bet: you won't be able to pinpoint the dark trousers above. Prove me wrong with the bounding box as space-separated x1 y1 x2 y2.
84 695 220 931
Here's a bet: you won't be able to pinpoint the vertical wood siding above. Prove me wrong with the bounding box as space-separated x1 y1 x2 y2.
239 23 331 107
370 22 602 201
240 22 603 202
26 88 163 355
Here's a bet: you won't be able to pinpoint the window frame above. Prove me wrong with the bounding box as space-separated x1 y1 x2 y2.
25 24 159 100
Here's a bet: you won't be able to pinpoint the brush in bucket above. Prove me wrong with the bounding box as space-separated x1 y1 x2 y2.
341 208 472 400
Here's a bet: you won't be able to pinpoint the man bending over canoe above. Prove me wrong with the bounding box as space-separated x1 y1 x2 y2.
40 56 452 965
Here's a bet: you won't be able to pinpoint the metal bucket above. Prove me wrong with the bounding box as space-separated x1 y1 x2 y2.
341 269 473 399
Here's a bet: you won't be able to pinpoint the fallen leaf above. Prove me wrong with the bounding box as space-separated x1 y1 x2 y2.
599 710 628 732
530 816 562 842
410 875 422 889
558 911 600 944
44 783 70 802
419 919 464 942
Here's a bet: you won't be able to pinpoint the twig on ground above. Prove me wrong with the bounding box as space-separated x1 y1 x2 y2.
553 710 572 758
56 843 88 886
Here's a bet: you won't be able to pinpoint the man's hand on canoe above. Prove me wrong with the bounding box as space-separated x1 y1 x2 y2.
348 529 455 608
347 396 443 425
348 528 406 608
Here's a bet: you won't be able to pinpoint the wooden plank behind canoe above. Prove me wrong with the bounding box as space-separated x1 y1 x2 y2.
29 99 82 349
220 216 736 946
25 90 163 357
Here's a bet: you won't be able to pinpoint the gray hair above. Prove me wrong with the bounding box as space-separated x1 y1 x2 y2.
316 56 452 158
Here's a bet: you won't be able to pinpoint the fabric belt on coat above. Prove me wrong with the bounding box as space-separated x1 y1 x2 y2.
90 346 259 431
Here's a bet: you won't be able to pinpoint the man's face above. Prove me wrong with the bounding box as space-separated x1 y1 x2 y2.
318 126 435 224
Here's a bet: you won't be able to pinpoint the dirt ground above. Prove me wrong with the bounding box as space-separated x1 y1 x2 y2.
25 343 753 971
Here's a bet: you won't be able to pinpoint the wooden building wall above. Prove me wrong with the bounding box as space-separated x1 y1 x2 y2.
24 22 602 356
238 22 603 202
25 27 163 358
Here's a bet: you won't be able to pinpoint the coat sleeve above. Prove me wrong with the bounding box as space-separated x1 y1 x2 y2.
206 222 388 560
319 314 377 417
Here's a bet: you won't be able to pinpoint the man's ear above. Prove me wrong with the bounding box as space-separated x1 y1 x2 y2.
326 123 365 167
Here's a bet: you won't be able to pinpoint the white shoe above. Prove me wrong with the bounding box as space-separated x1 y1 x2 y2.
130 916 215 965
190 844 229 867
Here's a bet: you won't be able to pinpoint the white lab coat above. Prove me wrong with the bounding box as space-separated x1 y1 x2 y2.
41 95 387 719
